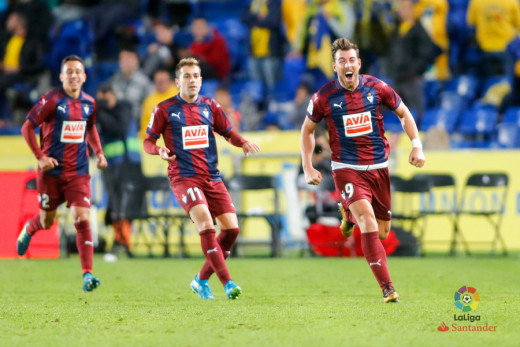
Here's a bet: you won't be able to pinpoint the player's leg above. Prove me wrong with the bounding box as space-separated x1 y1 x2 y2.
17 174 61 256
17 208 57 256
67 175 99 291
197 212 241 299
349 199 398 303
199 182 240 278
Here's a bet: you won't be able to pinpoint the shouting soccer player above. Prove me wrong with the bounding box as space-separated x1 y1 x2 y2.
18 55 107 292
143 58 260 300
301 38 426 303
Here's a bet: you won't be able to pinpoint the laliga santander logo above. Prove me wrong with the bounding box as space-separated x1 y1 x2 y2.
454 285 480 312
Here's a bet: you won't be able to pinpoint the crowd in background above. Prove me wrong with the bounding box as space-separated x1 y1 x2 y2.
0 0 520 149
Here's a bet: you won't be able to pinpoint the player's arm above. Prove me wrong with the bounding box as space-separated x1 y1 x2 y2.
300 117 322 185
86 125 107 169
222 128 260 157
393 102 426 168
21 119 58 171
143 134 176 162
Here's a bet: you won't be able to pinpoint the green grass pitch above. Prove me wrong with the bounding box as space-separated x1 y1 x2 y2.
1 255 519 346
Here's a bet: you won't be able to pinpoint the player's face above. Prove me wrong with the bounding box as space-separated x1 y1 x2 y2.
176 65 202 101
60 60 86 95
333 49 361 91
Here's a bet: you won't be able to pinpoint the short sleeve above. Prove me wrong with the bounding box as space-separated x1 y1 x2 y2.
212 101 233 135
379 82 402 111
306 93 325 123
27 95 55 126
147 105 167 138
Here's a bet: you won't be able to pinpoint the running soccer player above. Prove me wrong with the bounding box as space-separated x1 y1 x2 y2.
143 57 260 300
301 38 426 303
17 55 107 292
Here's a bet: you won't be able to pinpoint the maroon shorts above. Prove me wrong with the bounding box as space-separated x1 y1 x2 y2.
171 177 236 218
333 167 392 221
37 173 91 211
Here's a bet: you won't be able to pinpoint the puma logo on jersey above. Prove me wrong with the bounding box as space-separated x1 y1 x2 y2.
84 241 94 246
41 98 46 105
58 105 67 113
334 102 343 109
171 112 180 119
84 197 90 204
207 248 218 254
369 259 382 267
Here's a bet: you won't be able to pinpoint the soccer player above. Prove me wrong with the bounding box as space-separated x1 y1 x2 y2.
143 57 260 300
300 38 426 303
17 55 107 292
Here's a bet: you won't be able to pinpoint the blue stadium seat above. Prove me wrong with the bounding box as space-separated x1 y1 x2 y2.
420 108 459 133
423 80 441 109
458 104 497 137
210 18 249 76
481 75 512 96
439 91 464 116
200 79 219 98
230 79 264 104
384 112 403 133
444 74 480 104
495 107 520 148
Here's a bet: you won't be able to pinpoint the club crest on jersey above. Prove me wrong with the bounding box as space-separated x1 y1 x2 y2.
60 120 86 143
367 93 373 103
83 104 90 114
182 125 209 150
342 111 372 137
202 108 209 119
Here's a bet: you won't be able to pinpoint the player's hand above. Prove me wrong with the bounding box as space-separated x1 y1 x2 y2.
38 156 58 171
304 167 322 185
409 148 426 168
158 146 176 162
97 153 108 169
242 141 260 157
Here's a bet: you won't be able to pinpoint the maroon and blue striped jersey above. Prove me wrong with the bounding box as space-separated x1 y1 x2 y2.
307 75 401 167
146 94 233 181
26 87 97 178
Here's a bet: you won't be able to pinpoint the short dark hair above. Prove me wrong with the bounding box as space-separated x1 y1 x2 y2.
331 38 360 60
175 57 201 77
61 55 85 70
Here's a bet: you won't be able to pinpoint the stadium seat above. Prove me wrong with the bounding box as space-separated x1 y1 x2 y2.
390 175 431 255
199 79 219 98
226 174 283 257
444 74 480 105
452 173 509 256
495 107 520 148
411 173 458 254
210 18 249 75
423 79 441 109
458 104 497 137
384 111 404 133
420 108 459 133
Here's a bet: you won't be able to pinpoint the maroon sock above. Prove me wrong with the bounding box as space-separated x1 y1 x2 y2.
199 228 231 285
75 220 93 274
27 214 44 236
199 228 239 280
361 231 392 292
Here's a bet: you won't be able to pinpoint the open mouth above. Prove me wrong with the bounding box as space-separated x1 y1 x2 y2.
345 71 353 80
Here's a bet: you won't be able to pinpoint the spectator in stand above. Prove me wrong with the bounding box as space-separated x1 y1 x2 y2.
467 0 520 77
214 85 242 131
281 0 307 45
288 81 312 128
415 0 450 81
292 0 356 91
140 68 179 138
177 17 231 81
0 10 45 125
110 47 153 122
96 83 138 258
241 0 286 96
387 0 441 126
